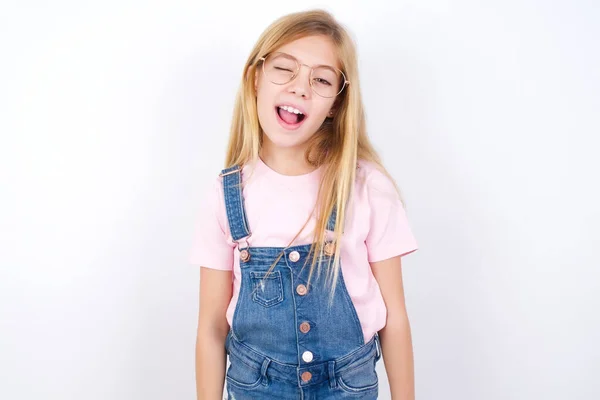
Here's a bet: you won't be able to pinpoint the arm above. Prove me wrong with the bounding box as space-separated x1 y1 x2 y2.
196 267 233 400
371 255 415 400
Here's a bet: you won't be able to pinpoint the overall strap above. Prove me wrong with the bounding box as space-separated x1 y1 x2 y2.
220 165 251 242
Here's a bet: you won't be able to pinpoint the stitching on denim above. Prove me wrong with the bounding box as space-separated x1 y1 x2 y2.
337 354 377 376
337 373 378 393
229 335 298 368
332 338 377 369
250 271 284 307
236 167 251 238
228 348 263 371
221 167 251 241
223 174 235 238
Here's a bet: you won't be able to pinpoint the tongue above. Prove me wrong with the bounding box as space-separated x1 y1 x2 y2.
279 108 299 124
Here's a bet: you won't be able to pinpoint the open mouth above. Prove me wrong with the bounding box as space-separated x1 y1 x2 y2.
275 105 307 129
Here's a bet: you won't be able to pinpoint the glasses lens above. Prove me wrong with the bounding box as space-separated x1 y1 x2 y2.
263 53 298 84
311 66 343 98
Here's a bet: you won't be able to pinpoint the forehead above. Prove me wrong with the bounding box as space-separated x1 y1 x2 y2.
274 35 341 70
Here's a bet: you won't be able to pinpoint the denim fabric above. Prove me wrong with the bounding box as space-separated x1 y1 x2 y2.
221 165 252 241
221 166 381 399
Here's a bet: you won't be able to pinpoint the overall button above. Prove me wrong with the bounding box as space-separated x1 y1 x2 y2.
289 251 300 262
296 284 307 296
324 242 335 256
302 351 314 363
299 322 311 333
301 371 312 382
240 249 250 262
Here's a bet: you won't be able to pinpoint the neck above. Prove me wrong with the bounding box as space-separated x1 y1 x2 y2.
259 140 316 176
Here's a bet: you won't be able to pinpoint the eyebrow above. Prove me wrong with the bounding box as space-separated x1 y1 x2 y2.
279 51 339 71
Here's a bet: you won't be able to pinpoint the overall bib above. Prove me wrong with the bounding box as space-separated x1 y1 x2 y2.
221 165 381 400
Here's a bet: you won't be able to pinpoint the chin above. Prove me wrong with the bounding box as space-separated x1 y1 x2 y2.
264 133 308 150
262 126 314 150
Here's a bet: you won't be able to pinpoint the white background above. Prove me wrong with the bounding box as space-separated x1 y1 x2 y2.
1 1 599 399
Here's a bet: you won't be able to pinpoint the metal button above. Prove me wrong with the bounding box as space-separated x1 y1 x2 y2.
324 242 335 256
301 371 312 382
240 249 250 262
302 351 314 363
299 322 311 333
296 284 307 296
289 251 300 262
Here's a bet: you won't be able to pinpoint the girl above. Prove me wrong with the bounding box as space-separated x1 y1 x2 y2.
191 9 418 400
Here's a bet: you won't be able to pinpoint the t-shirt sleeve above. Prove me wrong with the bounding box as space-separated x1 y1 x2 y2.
188 177 235 270
364 170 419 263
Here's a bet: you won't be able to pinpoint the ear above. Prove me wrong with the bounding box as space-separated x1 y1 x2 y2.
254 69 259 93
328 102 339 117
328 97 342 118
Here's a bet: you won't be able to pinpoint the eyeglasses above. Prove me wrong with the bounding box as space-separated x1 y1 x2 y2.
258 52 349 98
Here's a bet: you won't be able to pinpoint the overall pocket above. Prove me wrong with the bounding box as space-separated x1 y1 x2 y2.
250 271 284 307
226 354 264 389
337 356 379 394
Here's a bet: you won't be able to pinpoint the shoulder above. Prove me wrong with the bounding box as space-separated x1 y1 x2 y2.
199 164 245 211
195 173 225 218
210 162 252 189
355 160 398 199
204 161 263 206
218 161 263 185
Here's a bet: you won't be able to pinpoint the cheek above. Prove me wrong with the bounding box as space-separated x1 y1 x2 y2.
310 99 335 121
256 72 277 99
255 85 275 121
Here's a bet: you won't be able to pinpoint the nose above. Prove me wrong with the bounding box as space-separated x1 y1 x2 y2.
287 65 312 98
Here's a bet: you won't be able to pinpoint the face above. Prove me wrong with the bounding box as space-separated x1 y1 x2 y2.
255 35 341 153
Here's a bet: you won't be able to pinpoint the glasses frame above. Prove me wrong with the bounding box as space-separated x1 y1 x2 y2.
258 52 350 98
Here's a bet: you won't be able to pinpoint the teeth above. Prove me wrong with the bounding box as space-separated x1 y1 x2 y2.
279 105 304 115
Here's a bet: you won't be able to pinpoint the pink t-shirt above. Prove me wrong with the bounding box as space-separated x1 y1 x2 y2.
189 158 418 342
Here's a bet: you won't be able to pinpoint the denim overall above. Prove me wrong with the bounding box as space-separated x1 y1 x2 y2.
221 165 381 400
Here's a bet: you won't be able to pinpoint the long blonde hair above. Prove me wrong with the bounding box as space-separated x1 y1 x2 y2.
224 9 403 302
